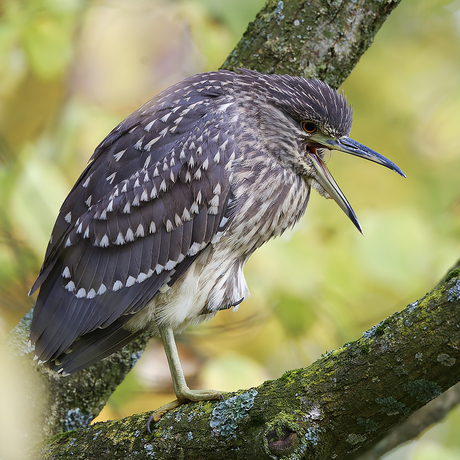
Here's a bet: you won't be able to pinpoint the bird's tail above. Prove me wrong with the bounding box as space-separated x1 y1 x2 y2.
50 319 147 375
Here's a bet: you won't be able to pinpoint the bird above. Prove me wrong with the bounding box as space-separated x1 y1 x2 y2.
28 69 405 424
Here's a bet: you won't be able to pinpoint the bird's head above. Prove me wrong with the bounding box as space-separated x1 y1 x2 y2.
239 70 406 234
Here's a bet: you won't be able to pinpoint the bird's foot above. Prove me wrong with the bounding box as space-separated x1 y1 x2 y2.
147 389 223 432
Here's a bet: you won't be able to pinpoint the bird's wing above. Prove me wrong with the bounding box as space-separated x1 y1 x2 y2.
30 76 239 363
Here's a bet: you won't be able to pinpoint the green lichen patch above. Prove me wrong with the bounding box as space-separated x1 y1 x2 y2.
347 433 367 445
210 389 258 437
447 279 460 302
63 408 94 431
280 368 303 384
375 397 409 416
403 379 442 404
356 417 379 433
443 266 460 284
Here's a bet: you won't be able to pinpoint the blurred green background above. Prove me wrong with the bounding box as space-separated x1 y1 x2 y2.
1 0 460 458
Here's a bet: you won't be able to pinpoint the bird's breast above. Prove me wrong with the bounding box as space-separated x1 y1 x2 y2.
227 160 311 253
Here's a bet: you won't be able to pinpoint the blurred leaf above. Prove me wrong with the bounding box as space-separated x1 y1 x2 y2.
9 143 70 257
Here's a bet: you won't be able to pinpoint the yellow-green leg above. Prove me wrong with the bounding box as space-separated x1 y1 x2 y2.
147 325 223 430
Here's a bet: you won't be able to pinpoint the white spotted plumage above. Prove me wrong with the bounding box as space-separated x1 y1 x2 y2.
29 69 353 373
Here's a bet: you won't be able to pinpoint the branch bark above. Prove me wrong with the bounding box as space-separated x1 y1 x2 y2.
3 0 422 457
36 267 460 459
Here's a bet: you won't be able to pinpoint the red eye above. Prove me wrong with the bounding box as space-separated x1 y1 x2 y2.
302 121 317 133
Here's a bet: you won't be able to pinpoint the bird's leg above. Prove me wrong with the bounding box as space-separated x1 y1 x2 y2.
147 325 223 428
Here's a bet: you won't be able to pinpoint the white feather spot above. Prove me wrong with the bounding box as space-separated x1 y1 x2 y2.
149 221 156 233
106 172 117 184
115 232 125 245
99 234 109 247
187 242 205 256
213 183 221 195
194 168 202 180
190 202 199 214
202 158 209 170
135 224 144 237
217 102 233 112
123 201 131 214
155 264 163 274
145 136 161 151
209 195 219 207
62 266 71 278
65 236 72 248
125 228 135 242
144 156 151 169
65 281 75 292
211 231 223 244
85 195 92 207
113 280 123 291
144 120 155 132
64 212 72 223
141 188 149 202
84 225 90 238
76 288 86 298
97 284 107 295
87 288 96 299
160 113 171 122
166 220 173 232
182 208 191 221
185 171 192 183
165 260 177 271
213 152 220 163
150 185 158 199
134 137 144 150
126 276 136 287
113 149 126 162
132 194 140 206
82 175 91 188
159 180 167 192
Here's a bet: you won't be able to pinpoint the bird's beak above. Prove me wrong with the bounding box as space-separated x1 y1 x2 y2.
307 135 406 234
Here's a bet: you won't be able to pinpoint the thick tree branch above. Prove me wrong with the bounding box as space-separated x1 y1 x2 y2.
36 268 460 459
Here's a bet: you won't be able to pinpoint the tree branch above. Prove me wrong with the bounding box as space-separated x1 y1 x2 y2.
36 268 460 459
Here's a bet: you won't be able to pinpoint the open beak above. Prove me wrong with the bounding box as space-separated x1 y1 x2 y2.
307 136 406 234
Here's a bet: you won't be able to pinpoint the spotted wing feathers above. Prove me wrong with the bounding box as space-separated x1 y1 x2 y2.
29 72 238 365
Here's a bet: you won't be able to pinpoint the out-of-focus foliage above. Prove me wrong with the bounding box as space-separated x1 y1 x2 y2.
1 0 460 458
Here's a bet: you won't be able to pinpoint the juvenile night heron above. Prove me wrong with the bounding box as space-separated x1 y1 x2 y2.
29 69 405 422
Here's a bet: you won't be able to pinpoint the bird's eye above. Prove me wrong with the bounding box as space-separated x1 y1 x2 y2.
302 121 317 134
